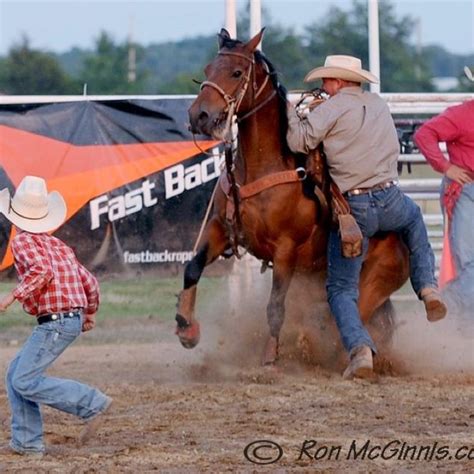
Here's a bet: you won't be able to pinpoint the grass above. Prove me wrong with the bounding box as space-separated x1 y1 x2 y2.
0 276 226 330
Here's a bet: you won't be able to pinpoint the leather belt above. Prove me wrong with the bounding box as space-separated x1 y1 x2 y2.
37 309 83 325
345 180 398 197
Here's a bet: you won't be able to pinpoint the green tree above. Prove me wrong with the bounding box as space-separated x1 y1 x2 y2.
158 72 202 94
304 0 433 92
234 2 310 90
0 36 78 94
79 31 148 94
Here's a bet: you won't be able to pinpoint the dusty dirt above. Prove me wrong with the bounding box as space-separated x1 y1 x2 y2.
0 276 473 473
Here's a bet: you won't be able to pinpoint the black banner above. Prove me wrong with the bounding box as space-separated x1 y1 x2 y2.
0 98 224 275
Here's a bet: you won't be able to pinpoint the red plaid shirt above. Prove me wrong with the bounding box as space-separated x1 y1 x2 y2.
11 231 99 316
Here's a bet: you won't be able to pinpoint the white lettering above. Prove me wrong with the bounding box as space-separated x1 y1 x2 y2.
164 164 184 199
123 250 194 264
164 147 223 199
89 195 109 230
89 180 158 230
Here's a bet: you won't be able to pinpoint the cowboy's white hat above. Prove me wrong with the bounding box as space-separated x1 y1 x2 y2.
464 66 473 82
0 176 67 233
305 55 379 84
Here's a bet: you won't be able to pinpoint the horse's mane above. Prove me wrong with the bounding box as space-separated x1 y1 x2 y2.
219 36 290 153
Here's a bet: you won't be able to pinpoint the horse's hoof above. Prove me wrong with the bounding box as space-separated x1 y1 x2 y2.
262 362 280 373
176 320 201 349
261 336 279 366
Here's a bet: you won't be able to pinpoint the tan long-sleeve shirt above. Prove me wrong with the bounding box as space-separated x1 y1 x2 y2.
287 87 399 193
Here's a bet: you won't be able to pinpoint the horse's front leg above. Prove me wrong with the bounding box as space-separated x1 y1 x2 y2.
262 242 296 365
176 217 228 348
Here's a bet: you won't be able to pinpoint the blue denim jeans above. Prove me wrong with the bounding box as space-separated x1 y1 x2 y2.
327 185 437 354
441 180 474 317
5 314 109 454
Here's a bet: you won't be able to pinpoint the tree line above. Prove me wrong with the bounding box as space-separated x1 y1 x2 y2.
0 0 472 95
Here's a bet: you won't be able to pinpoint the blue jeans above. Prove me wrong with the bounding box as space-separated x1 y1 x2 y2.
327 185 436 354
441 180 474 317
5 314 109 454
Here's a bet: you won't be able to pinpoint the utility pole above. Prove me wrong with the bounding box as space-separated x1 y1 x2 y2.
414 17 422 80
368 0 381 93
225 0 237 38
128 14 136 83
249 0 262 49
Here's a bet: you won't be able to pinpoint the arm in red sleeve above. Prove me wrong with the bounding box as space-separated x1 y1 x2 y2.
78 263 100 315
414 113 461 174
11 235 53 303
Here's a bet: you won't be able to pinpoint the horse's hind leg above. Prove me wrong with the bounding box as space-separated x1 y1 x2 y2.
176 218 228 348
358 235 409 356
359 235 409 324
262 242 296 365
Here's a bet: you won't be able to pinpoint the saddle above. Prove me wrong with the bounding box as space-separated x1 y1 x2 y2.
306 147 363 258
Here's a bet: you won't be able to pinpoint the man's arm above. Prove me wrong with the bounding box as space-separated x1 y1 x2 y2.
286 100 336 154
78 262 100 315
0 292 15 312
414 114 459 175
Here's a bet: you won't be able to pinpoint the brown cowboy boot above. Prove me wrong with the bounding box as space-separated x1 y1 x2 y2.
420 288 447 322
342 345 374 380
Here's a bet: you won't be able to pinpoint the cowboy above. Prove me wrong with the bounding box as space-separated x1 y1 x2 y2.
0 176 112 457
414 66 474 323
286 55 447 380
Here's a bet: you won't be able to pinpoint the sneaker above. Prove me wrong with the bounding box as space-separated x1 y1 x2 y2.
420 288 447 322
78 397 113 446
342 345 374 380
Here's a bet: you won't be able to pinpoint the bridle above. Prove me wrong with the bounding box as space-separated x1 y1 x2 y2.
196 49 278 256
199 50 276 137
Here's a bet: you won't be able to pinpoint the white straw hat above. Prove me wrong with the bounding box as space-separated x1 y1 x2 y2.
0 176 67 233
464 66 473 82
305 55 379 84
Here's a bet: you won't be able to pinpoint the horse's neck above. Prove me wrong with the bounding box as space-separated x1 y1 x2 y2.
235 100 291 183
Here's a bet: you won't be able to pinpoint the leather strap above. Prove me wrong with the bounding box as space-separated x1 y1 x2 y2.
239 169 305 199
330 181 351 215
330 181 363 258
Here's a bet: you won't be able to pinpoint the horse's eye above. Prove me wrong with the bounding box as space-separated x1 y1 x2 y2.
232 70 242 78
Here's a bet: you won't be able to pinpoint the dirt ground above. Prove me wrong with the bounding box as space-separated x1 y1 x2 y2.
0 278 473 473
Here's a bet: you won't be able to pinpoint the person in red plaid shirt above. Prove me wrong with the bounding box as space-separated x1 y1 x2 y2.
0 176 112 457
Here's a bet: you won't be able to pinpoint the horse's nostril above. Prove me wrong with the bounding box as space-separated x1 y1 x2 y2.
198 111 209 122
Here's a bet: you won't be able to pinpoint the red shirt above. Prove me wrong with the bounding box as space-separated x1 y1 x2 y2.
414 100 474 174
11 231 99 316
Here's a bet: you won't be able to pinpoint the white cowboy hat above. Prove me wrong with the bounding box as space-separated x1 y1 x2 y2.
304 55 379 84
0 176 67 233
464 66 473 82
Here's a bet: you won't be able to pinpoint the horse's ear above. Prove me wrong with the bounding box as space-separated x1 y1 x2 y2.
217 28 231 50
244 27 265 53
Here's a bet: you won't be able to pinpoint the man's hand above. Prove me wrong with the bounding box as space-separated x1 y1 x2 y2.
0 292 15 312
445 164 474 185
82 313 96 332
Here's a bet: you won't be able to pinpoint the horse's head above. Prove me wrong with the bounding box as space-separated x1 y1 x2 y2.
189 28 272 140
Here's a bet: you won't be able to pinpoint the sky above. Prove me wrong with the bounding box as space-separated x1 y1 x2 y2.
0 0 473 56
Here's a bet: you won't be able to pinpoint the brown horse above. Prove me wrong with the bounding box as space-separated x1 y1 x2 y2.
178 28 409 365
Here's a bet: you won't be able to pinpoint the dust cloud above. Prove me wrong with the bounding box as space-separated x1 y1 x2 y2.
191 256 473 378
